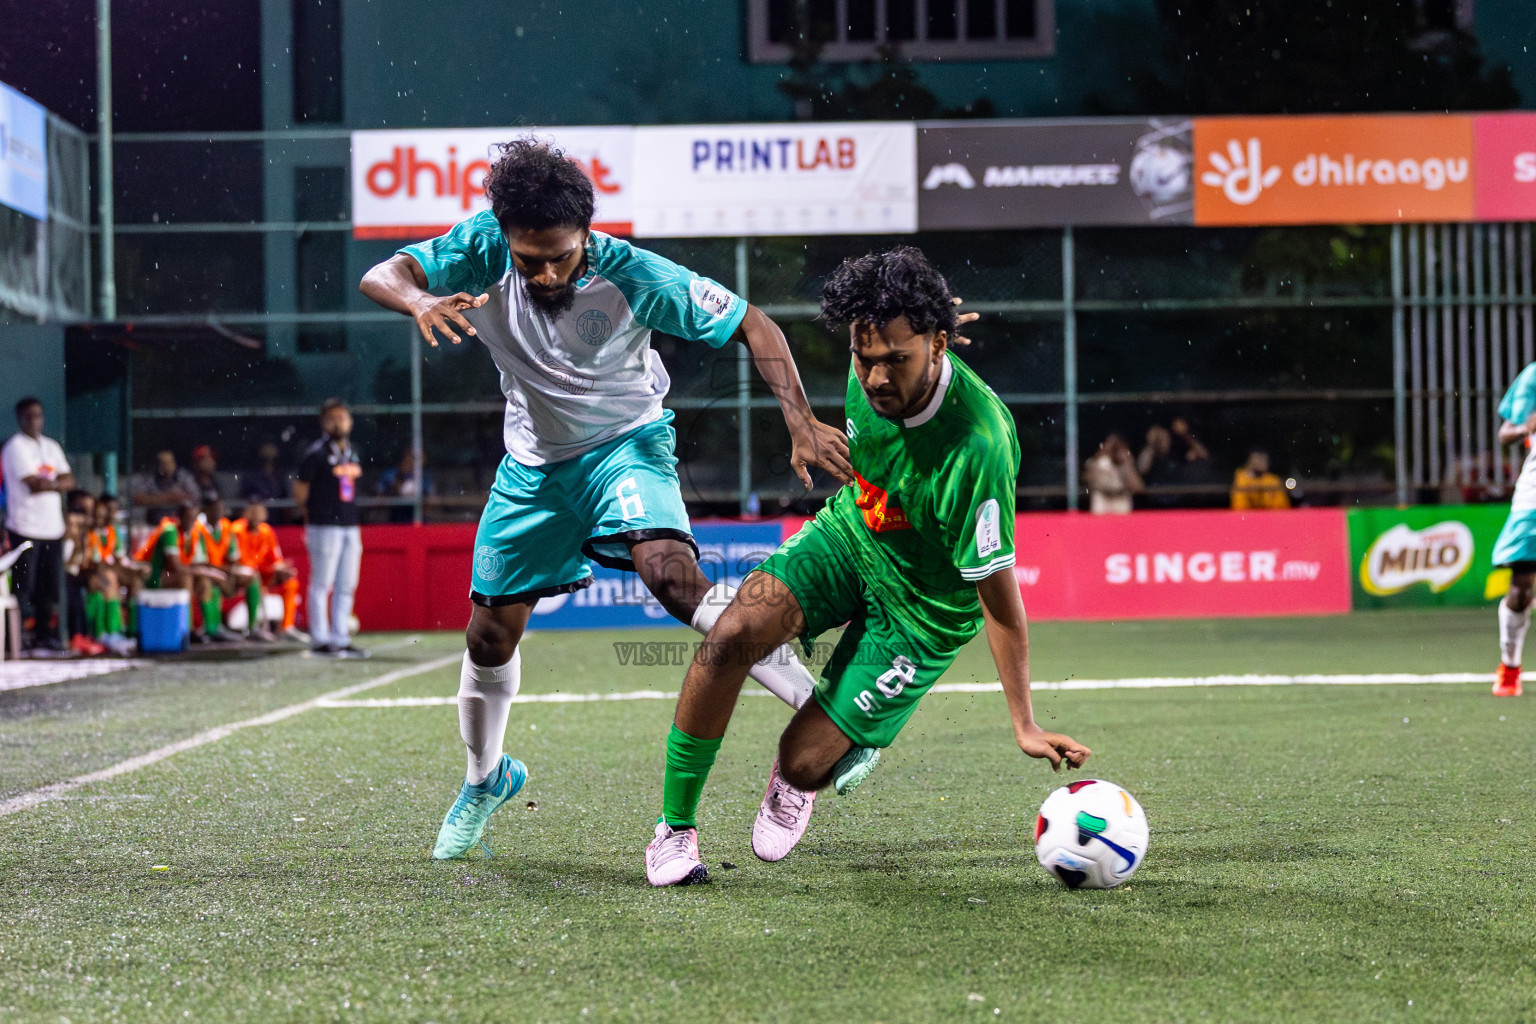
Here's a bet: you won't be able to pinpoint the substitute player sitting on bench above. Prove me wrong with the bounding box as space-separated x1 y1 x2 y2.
198 496 257 642
233 497 307 643
135 501 228 643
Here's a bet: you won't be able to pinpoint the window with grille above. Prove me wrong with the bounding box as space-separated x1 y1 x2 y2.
747 0 1054 63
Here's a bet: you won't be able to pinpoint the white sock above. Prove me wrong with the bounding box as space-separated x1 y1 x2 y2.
458 649 521 785
1499 599 1530 667
691 582 816 709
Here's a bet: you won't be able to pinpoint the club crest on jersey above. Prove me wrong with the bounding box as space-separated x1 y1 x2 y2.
575 308 613 346
475 545 506 581
854 470 912 533
689 278 735 318
975 498 1001 558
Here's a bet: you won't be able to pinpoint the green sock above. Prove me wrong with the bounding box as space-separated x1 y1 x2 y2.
126 600 137 634
661 724 723 830
85 591 104 637
202 597 222 633
246 583 263 630
105 599 123 636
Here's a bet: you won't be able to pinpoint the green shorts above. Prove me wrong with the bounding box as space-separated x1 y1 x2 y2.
755 518 960 748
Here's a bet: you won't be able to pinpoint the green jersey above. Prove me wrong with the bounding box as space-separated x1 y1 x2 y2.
816 351 1020 647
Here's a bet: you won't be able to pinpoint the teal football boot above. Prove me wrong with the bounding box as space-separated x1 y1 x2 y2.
432 754 527 860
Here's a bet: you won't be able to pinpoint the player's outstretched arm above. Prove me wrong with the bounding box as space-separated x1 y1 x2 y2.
1499 412 1536 445
976 568 1091 772
360 254 487 347
732 305 854 489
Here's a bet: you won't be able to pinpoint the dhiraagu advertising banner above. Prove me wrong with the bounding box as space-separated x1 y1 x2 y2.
1348 505 1511 608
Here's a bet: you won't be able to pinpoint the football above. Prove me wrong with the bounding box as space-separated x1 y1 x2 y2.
1034 779 1149 889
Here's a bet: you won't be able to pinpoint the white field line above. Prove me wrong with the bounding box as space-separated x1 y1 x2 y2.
0 658 148 692
0 633 432 696
317 671 1492 709
0 652 461 818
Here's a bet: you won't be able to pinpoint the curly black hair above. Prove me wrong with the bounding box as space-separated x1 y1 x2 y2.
483 136 595 232
819 246 958 339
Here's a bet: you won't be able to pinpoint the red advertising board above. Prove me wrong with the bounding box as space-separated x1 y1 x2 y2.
1473 112 1536 221
274 523 481 633
275 510 1352 632
1011 509 1352 620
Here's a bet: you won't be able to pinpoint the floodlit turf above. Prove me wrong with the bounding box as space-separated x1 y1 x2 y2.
1 610 1532 1022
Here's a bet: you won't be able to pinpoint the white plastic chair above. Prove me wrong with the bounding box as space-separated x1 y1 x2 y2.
0 541 33 662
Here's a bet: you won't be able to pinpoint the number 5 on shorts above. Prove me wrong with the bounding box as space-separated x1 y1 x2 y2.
616 477 645 521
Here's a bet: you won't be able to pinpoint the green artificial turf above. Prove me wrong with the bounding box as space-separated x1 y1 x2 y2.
1 611 1531 1022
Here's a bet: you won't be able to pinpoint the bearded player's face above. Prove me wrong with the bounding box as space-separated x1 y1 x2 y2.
507 224 589 317
849 315 946 420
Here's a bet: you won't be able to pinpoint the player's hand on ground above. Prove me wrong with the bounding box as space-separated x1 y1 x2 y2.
411 292 488 347
790 419 854 489
951 296 980 347
1016 723 1091 771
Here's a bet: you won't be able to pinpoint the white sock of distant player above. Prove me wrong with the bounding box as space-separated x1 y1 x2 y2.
1498 598 1530 667
457 648 521 784
691 582 814 708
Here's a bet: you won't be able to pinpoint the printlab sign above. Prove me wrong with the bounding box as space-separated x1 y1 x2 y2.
917 120 1194 229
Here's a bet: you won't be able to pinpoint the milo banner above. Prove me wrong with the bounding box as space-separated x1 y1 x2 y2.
1348 505 1509 609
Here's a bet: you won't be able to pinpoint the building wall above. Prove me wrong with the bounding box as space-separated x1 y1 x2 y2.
0 324 66 444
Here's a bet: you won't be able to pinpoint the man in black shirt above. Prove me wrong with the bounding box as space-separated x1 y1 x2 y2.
294 399 367 658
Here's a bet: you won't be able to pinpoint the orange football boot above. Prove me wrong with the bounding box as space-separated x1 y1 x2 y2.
1493 662 1522 697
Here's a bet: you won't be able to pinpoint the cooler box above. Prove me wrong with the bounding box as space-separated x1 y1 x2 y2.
137 589 191 653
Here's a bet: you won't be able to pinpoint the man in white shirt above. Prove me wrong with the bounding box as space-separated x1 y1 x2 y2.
2 397 74 651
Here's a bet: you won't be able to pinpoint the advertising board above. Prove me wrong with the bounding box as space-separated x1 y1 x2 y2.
1347 504 1508 609
0 81 47 222
528 521 785 629
917 119 1193 229
1473 112 1536 222
351 126 634 239
1010 509 1352 620
631 122 916 237
1193 115 1475 226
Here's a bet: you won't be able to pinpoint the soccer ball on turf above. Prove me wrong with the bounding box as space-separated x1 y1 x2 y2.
1034 779 1149 890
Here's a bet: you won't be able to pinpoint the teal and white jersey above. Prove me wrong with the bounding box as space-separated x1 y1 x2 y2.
1499 361 1536 514
401 212 747 465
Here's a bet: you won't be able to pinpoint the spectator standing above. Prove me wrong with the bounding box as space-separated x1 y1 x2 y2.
1083 434 1144 515
294 399 367 659
2 397 74 651
1136 425 1182 508
133 450 199 525
1230 450 1292 510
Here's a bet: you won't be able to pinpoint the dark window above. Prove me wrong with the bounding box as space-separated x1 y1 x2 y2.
807 0 837 41
293 0 343 124
847 0 877 41
768 0 795 42
749 0 1052 61
1421 0 1456 29
1005 0 1037 38
927 0 958 40
967 0 999 40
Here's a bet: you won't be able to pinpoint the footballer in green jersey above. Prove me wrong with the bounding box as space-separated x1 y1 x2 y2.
646 246 1091 886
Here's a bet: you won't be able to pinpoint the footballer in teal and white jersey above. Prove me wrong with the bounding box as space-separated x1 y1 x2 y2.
645 246 1091 887
1491 360 1536 697
361 138 854 860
